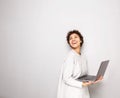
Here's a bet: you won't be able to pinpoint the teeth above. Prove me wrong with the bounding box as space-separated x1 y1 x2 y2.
72 43 77 44
73 42 76 44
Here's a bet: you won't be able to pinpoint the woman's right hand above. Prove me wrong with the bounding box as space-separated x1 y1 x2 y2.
82 81 93 86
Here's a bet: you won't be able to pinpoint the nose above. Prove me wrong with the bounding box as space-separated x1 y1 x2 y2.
71 38 76 41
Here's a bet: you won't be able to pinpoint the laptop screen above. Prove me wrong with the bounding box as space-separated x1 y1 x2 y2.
96 60 109 80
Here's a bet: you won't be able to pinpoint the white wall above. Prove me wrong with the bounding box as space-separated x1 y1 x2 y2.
0 0 120 98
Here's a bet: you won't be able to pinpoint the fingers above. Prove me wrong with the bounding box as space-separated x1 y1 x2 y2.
84 81 93 86
94 80 100 84
99 76 103 80
83 78 103 86
96 76 103 81
94 76 103 84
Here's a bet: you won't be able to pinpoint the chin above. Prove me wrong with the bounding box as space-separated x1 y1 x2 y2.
70 44 80 49
70 46 78 49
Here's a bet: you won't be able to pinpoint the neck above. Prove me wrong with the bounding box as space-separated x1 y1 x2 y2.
73 47 81 54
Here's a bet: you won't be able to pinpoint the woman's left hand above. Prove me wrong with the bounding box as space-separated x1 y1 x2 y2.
93 76 103 84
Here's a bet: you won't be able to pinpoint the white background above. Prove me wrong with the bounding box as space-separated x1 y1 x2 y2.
0 0 120 98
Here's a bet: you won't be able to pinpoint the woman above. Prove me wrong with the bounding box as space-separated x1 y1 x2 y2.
57 30 102 98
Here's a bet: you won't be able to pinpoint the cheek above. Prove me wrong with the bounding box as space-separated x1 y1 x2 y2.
69 41 73 46
77 38 80 41
69 42 72 46
69 40 72 44
77 39 81 43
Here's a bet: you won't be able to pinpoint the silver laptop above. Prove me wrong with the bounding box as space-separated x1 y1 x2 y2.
77 60 109 82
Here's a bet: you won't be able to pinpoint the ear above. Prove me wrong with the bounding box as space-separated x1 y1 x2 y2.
80 40 82 43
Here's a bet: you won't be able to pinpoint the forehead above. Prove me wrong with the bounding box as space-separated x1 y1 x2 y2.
69 33 79 37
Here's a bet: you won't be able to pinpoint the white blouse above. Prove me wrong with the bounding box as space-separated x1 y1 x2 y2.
57 49 90 98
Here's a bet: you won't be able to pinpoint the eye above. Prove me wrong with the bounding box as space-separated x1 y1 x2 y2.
74 35 78 38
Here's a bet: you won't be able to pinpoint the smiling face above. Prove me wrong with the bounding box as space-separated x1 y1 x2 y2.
69 33 81 49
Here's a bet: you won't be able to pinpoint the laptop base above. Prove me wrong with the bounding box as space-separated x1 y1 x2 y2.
77 75 96 82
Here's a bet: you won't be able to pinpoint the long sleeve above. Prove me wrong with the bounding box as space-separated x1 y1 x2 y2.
62 55 83 88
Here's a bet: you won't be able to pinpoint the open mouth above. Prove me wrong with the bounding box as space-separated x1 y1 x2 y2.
71 42 78 46
72 41 77 44
72 43 77 45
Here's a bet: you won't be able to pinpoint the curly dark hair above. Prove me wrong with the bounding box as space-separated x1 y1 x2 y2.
66 30 84 47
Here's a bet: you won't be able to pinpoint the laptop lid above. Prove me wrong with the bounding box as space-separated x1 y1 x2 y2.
95 60 109 80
